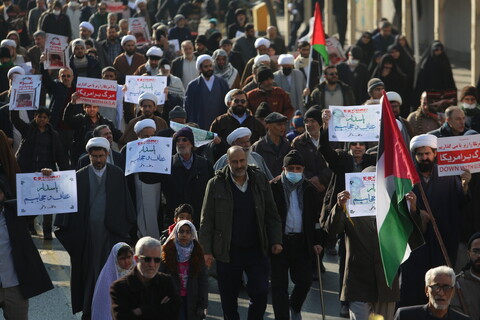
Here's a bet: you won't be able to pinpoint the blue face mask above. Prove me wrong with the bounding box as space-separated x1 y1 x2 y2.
285 171 302 184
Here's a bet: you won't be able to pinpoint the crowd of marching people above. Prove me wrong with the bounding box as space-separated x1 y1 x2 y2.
0 0 480 319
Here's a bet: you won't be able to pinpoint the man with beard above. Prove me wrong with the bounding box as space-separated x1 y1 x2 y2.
399 134 471 308
307 65 355 110
210 89 265 158
184 54 230 130
247 67 295 119
214 127 273 180
88 2 107 39
140 127 214 227
294 41 320 92
113 35 147 85
134 46 163 76
407 92 443 136
239 37 273 85
79 21 96 45
274 54 307 114
394 266 469 320
200 146 283 319
212 49 240 89
451 232 480 320
233 23 257 67
54 137 136 319
429 106 468 137
252 112 292 177
118 93 167 148
69 39 101 80
98 26 122 69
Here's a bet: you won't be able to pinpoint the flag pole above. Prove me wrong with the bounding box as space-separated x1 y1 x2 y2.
304 44 314 105
416 182 452 267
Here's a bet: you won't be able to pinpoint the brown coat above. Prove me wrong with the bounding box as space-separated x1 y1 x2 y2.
118 115 167 149
113 53 147 84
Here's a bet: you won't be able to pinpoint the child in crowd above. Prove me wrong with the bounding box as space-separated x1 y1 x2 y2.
160 203 194 244
160 220 208 320
287 110 305 142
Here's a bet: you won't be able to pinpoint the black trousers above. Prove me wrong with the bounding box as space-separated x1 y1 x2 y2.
216 246 270 320
270 234 313 320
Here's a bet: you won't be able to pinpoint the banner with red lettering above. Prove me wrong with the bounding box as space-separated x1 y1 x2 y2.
9 75 42 111
104 1 125 12
128 17 150 45
76 77 118 108
45 33 69 70
437 134 480 176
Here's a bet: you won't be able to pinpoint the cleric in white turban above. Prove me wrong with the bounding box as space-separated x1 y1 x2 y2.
254 38 270 49
196 54 213 71
121 35 136 46
86 137 110 153
410 134 437 153
227 127 252 145
79 21 94 34
7 66 25 79
134 118 156 136
138 92 158 106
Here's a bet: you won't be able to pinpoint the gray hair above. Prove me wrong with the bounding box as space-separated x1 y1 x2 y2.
445 106 464 119
33 30 46 38
135 236 162 256
93 124 110 137
425 266 455 287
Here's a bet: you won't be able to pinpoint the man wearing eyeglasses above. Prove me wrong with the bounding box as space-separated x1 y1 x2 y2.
111 236 181 319
210 89 265 161
307 65 355 110
394 266 470 320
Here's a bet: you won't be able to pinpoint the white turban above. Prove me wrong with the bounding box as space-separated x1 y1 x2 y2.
410 134 437 152
196 54 213 71
134 119 156 134
138 92 158 106
146 46 163 58
121 35 136 46
79 21 94 33
224 88 237 107
254 54 270 64
380 91 403 105
86 137 110 152
71 38 86 49
254 38 270 49
1 39 16 48
135 0 146 6
278 54 295 65
227 127 252 145
7 66 25 79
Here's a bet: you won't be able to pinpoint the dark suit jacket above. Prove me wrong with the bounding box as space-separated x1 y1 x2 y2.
113 53 147 84
4 200 54 299
110 268 181 320
171 56 186 81
394 304 471 320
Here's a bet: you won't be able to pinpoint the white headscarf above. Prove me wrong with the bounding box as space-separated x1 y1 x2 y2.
166 220 198 263
91 243 135 320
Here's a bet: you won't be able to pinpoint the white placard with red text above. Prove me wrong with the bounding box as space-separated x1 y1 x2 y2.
437 134 480 176
76 77 118 108
45 33 69 70
16 170 78 216
9 74 42 111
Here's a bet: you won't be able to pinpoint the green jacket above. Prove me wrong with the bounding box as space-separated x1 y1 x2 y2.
199 165 283 263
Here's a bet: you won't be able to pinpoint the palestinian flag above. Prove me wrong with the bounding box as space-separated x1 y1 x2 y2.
311 1 329 65
376 91 424 287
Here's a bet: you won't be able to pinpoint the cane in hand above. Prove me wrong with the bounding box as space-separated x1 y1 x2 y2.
316 253 326 320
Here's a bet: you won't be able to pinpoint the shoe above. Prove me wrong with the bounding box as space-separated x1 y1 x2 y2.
43 232 53 240
327 247 338 256
340 305 349 318
290 307 302 320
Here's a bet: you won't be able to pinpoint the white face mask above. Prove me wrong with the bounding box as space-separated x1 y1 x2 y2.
348 57 359 66
463 102 477 110
53 9 61 15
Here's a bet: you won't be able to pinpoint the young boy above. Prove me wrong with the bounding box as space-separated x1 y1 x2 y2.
160 203 194 244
